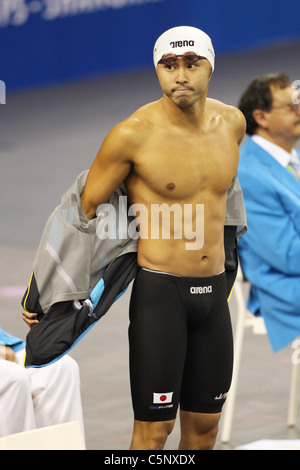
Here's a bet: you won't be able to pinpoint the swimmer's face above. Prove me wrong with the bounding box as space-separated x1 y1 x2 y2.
156 56 212 108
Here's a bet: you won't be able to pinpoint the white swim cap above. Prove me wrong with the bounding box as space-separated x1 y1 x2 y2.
153 26 215 72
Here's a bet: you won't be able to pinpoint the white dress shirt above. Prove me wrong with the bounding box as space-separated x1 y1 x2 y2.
252 135 300 175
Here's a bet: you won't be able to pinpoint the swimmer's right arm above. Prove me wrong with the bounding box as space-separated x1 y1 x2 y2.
81 122 135 219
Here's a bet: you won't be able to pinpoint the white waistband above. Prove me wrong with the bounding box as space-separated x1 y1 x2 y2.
142 267 180 277
141 267 225 277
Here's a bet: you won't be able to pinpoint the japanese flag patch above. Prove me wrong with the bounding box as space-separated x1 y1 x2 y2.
153 392 173 404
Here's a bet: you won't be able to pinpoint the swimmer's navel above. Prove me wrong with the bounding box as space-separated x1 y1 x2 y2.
166 183 176 191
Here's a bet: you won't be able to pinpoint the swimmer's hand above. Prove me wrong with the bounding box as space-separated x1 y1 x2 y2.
22 309 39 328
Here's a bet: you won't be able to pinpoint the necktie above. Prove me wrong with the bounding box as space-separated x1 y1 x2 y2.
287 157 300 180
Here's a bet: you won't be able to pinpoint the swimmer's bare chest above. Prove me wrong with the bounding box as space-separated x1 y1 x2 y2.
125 126 238 202
124 123 239 276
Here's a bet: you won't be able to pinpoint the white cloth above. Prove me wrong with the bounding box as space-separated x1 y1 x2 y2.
0 350 85 442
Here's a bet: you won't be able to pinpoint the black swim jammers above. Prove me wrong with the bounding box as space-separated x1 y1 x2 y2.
128 267 234 422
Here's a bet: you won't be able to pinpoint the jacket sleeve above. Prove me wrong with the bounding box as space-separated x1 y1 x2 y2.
238 168 300 276
225 176 247 237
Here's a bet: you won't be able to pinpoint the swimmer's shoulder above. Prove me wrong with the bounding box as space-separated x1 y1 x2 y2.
99 101 161 165
207 97 245 122
110 100 161 145
207 98 246 143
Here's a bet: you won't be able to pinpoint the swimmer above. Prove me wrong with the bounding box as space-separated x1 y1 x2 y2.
80 26 246 450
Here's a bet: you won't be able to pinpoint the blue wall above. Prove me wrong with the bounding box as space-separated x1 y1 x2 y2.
1 0 300 92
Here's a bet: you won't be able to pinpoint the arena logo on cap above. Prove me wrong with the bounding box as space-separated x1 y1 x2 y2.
170 40 195 48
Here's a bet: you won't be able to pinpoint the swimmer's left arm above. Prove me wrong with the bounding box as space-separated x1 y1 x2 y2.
236 109 246 145
22 309 39 328
227 106 247 145
222 105 246 181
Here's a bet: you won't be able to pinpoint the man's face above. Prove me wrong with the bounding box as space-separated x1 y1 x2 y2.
156 56 212 109
265 85 300 141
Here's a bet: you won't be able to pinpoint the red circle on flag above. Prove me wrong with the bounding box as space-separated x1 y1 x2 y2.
160 395 167 402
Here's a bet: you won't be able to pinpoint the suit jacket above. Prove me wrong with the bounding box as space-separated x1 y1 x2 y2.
238 137 300 351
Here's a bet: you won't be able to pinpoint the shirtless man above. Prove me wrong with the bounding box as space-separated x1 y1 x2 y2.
80 26 246 450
